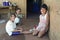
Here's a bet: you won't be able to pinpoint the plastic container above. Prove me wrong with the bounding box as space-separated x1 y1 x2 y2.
3 0 9 6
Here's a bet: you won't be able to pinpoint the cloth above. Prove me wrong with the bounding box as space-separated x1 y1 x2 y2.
12 32 21 36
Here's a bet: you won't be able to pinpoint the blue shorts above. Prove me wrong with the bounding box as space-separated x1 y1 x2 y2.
12 32 21 36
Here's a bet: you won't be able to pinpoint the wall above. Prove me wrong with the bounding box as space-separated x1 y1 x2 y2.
0 0 27 18
44 0 60 40
10 0 27 18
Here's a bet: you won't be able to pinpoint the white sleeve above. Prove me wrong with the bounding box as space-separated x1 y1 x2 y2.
6 23 14 32
14 17 20 23
13 23 16 29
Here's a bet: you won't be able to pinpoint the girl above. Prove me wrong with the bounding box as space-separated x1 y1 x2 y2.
32 4 49 37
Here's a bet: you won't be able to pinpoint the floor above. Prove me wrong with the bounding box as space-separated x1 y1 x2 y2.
0 18 49 40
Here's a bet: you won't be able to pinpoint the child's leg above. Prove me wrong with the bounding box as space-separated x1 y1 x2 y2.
37 29 45 37
32 25 40 36
21 31 32 34
33 30 39 36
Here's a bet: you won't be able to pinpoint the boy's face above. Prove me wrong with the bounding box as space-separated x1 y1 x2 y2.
41 8 47 14
16 10 21 14
10 15 15 22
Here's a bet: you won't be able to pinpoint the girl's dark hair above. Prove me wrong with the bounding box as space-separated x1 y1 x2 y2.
16 8 21 12
41 4 48 11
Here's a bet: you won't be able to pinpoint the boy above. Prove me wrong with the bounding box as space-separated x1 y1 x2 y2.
5 14 23 36
6 14 31 36
15 8 24 25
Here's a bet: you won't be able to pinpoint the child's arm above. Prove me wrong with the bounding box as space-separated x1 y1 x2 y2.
16 27 23 31
13 29 22 32
45 13 49 28
12 27 23 32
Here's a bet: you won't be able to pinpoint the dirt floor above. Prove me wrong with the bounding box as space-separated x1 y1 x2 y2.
0 18 49 40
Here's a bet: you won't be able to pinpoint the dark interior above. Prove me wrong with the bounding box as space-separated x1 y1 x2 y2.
27 0 42 18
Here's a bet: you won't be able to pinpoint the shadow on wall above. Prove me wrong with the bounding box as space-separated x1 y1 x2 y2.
47 5 50 37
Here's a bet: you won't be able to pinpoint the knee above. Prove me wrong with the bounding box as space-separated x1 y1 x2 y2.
32 30 38 36
32 32 36 36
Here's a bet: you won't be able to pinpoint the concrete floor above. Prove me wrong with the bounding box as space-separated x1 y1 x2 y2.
0 18 49 40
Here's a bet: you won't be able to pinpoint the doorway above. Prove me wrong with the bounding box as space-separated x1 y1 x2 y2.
27 0 42 18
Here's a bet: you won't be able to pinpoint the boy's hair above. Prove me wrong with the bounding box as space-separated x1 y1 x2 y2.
10 13 16 18
41 4 48 11
16 8 21 12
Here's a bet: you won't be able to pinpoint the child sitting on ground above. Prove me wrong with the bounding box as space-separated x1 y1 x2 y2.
5 14 31 36
14 8 24 25
29 4 49 38
5 14 23 36
32 4 49 38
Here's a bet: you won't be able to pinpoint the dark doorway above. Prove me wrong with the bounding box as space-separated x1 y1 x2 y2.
27 0 42 18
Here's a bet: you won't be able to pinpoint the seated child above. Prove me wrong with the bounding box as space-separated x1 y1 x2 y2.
6 14 31 36
31 4 49 38
5 14 23 36
14 8 24 25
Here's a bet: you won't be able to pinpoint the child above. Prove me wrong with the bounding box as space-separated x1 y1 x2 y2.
14 8 24 25
5 14 23 36
32 4 49 37
5 14 31 36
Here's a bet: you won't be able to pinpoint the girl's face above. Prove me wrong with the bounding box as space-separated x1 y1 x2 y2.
41 8 47 14
10 15 15 22
16 10 21 14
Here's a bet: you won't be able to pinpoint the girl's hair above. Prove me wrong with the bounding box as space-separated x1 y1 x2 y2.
41 4 48 11
16 8 21 12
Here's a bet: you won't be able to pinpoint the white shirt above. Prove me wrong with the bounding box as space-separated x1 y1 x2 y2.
6 20 16 36
14 17 20 24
